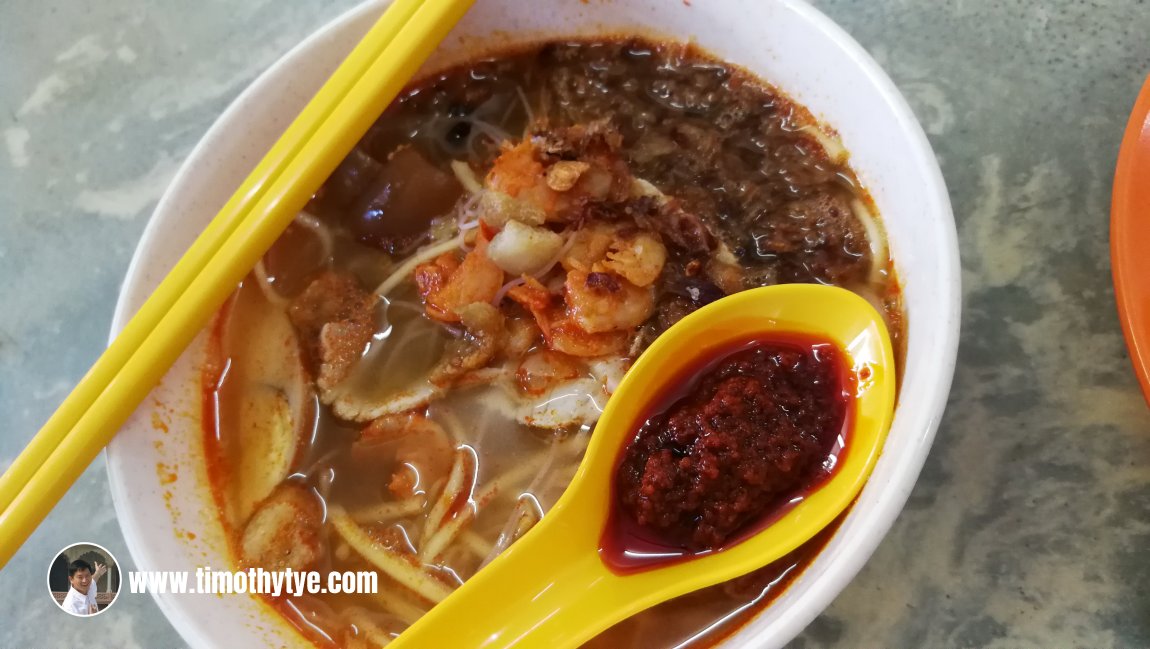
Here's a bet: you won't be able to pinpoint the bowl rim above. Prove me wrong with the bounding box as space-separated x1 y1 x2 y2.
1111 72 1150 406
107 0 961 646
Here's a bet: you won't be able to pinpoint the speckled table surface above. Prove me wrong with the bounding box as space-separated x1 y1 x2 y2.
1 1 1148 647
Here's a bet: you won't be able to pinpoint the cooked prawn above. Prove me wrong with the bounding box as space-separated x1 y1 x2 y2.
506 277 554 336
594 230 667 287
505 272 634 357
563 269 654 334
500 312 542 359
545 320 628 357
561 222 617 273
485 140 560 218
361 413 454 500
416 238 504 323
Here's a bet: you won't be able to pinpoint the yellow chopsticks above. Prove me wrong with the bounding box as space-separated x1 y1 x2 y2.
0 0 475 568
0 0 422 521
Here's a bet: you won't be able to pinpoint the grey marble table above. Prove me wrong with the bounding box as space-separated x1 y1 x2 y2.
2 1 1148 647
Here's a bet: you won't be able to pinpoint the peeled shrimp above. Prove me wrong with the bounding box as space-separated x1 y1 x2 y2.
506 277 554 336
544 160 590 191
594 230 667 287
561 222 617 273
505 274 630 357
485 140 559 218
562 224 666 288
563 269 654 334
545 320 628 358
415 240 504 323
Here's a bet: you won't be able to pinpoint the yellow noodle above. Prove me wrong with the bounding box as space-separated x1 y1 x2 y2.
252 260 290 308
342 607 395 648
294 211 335 262
851 198 889 286
450 160 484 194
524 437 562 497
349 497 426 525
334 540 352 563
420 502 477 563
345 634 371 649
511 495 543 541
799 124 847 163
368 589 429 628
421 447 474 542
471 447 552 504
459 529 492 558
435 408 468 444
374 236 463 297
481 494 543 569
327 507 453 603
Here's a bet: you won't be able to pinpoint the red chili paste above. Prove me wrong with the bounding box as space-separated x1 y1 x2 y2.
602 334 851 573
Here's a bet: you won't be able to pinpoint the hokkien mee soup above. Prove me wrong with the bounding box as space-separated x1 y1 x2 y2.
202 37 903 649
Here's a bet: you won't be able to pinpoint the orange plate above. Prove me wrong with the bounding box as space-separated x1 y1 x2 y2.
1112 73 1150 405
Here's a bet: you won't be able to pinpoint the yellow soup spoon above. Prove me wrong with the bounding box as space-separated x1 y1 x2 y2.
389 283 896 648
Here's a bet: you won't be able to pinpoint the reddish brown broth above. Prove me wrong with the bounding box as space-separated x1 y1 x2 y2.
201 35 905 649
603 335 851 572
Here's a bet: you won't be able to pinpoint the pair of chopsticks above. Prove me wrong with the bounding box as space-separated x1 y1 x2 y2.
0 0 475 568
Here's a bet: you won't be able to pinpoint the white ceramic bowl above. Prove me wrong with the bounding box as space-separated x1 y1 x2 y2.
108 0 960 646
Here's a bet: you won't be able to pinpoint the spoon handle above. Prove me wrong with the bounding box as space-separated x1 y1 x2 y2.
389 514 635 648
